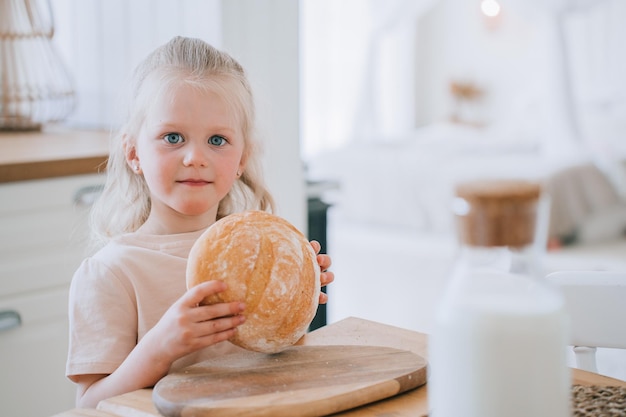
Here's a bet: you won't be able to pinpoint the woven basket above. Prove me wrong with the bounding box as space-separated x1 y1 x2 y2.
0 0 76 130
572 385 626 417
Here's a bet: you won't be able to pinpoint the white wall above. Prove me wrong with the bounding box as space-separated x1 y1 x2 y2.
221 0 306 231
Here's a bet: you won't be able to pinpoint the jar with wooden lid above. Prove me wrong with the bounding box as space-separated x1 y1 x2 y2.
428 179 570 417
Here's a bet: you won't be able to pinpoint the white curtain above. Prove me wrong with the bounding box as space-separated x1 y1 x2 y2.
300 0 436 160
519 0 626 192
565 0 626 195
51 0 222 129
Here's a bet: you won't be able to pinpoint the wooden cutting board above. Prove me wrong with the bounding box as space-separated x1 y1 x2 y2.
152 345 428 417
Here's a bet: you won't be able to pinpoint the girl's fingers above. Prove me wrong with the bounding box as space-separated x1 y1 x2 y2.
317 253 332 272
191 301 246 323
318 291 329 305
184 281 246 323
184 280 227 306
321 270 335 287
197 313 246 336
309 243 333 285
310 240 321 254
196 327 238 347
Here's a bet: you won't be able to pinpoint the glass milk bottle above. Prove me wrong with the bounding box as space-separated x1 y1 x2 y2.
428 179 570 417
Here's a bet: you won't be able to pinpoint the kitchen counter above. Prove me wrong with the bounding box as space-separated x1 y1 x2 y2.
52 317 626 417
1 127 109 417
0 127 109 183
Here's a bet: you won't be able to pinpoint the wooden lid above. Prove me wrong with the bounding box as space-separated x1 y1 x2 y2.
455 179 541 203
454 179 541 247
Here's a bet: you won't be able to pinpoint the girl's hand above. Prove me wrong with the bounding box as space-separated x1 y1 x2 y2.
148 280 246 363
73 281 245 408
310 240 335 305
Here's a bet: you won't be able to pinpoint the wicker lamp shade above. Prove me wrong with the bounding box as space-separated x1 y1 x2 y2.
0 0 76 130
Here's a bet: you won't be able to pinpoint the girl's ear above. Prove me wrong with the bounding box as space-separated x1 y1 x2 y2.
123 134 142 174
237 157 247 178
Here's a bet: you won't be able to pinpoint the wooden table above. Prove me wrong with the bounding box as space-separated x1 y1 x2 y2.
52 317 626 417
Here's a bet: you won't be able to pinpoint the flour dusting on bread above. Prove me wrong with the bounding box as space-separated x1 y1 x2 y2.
186 210 321 353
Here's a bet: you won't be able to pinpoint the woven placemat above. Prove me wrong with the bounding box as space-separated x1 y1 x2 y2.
572 385 626 417
421 385 626 417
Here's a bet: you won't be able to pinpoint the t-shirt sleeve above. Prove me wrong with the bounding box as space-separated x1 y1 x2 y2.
66 256 138 380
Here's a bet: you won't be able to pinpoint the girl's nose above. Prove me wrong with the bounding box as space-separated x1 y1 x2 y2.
183 142 209 167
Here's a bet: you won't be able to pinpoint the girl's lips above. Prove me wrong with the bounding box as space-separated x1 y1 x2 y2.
178 179 210 185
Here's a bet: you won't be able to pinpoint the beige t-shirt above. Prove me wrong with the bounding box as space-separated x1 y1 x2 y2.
66 229 244 380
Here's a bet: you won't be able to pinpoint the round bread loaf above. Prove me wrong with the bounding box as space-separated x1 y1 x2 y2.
186 210 321 353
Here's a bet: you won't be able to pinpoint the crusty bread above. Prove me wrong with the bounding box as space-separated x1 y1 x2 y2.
186 210 321 353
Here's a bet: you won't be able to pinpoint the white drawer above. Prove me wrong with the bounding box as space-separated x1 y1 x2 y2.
0 174 104 214
0 288 76 417
0 174 104 297
0 244 85 298
0 285 68 326
0 205 89 253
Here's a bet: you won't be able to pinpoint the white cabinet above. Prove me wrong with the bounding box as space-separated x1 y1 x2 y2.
0 174 104 417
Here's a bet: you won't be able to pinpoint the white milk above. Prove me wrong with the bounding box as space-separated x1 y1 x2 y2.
428 271 570 417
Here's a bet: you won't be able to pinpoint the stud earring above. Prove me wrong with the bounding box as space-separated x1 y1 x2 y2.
132 163 140 172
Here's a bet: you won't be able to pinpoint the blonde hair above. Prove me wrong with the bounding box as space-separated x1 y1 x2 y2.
90 36 274 246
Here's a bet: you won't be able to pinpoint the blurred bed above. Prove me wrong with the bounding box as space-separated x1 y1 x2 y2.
307 123 626 246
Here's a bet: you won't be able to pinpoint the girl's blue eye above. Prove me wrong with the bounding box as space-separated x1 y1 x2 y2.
164 133 183 144
209 135 226 146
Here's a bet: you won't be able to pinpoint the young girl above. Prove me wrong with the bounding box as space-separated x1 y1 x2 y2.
66 36 334 408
